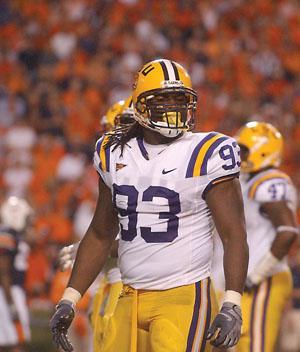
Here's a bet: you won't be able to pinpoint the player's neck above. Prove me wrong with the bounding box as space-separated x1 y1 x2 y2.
142 128 183 145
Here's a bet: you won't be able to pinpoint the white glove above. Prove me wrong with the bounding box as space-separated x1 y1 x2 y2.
59 242 80 271
247 250 279 286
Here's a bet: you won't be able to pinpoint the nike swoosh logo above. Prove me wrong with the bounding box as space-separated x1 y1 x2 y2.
162 168 177 174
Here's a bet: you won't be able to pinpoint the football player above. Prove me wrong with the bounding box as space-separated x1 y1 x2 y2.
50 59 249 352
234 122 298 351
0 197 33 352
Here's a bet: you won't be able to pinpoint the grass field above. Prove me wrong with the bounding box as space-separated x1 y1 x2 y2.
28 309 53 352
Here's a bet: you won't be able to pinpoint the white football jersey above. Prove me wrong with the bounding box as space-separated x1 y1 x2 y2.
94 131 240 290
242 168 297 275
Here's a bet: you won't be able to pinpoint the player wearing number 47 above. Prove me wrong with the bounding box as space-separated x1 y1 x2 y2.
212 121 299 352
50 59 249 352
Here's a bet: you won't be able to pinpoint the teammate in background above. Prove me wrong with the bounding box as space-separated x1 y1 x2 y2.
0 197 33 352
50 59 248 352
236 122 298 352
58 97 135 351
101 96 135 132
213 121 298 352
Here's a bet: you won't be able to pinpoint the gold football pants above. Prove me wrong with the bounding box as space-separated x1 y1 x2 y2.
236 270 292 352
101 277 218 352
92 279 123 351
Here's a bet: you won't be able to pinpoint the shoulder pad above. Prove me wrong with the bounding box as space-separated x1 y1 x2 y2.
248 171 291 202
186 132 240 178
94 135 111 173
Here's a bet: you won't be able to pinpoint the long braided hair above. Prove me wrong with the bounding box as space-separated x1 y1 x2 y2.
104 121 144 156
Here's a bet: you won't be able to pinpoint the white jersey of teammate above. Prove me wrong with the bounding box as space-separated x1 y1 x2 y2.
212 167 297 291
94 131 241 290
242 168 297 274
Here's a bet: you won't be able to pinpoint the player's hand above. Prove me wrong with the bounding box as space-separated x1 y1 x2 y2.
244 277 257 293
59 244 77 271
50 300 75 352
206 302 242 348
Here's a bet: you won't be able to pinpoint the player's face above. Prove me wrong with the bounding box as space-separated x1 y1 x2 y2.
147 92 190 126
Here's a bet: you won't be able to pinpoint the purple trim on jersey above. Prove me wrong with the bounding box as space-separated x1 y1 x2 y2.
250 286 259 352
249 176 289 200
136 137 149 160
105 144 110 172
185 132 218 178
261 278 272 351
200 278 211 352
200 136 229 176
96 137 105 171
186 281 201 351
96 137 104 155
202 172 240 200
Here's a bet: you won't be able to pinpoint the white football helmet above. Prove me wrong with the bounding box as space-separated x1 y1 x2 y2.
0 197 33 231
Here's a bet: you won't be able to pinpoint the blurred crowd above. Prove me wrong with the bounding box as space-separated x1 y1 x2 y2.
0 0 299 345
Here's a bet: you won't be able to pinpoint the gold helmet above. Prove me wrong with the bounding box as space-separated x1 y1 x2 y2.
236 121 283 173
132 59 197 138
101 96 134 131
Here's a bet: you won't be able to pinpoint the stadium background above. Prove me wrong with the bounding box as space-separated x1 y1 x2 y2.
0 0 299 351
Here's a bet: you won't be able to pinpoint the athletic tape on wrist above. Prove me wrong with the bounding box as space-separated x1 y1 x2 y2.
61 287 81 306
223 290 242 306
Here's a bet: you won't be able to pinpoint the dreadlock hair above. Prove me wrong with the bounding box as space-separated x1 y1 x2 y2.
104 121 144 156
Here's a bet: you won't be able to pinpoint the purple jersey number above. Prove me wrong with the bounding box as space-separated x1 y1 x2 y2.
113 184 181 243
219 141 241 170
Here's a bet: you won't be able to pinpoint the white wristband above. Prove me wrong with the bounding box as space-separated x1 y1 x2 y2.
223 290 242 306
277 226 300 235
61 287 82 306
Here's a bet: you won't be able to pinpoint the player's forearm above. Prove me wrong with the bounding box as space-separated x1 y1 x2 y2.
67 226 115 297
223 237 249 293
270 231 297 260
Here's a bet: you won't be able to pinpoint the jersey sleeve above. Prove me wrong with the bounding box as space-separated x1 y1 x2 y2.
192 134 241 198
93 136 112 187
248 172 293 203
0 230 17 255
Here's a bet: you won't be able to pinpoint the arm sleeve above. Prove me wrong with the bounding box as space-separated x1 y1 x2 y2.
253 177 292 203
202 136 241 198
93 136 112 187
